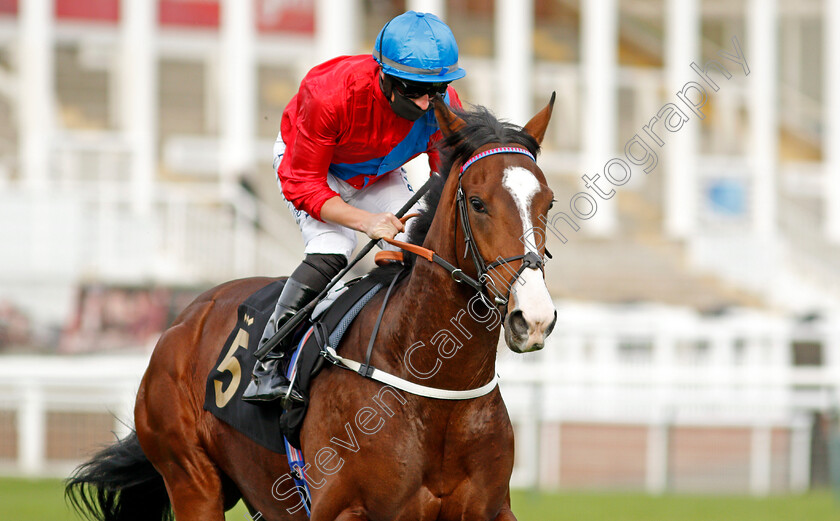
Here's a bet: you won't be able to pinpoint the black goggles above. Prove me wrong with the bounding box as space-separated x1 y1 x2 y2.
388 76 450 99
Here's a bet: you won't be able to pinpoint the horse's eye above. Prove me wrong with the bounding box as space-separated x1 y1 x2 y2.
549 199 556 211
470 197 486 213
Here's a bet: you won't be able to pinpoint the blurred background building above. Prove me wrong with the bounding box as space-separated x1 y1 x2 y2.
0 0 838 498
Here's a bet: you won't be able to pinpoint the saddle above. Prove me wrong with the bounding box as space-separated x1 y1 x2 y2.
203 272 403 453
278 271 397 449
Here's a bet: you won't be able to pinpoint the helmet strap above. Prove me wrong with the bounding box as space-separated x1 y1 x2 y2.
379 74 430 122
379 73 394 98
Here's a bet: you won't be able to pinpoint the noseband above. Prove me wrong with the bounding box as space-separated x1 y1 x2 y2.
454 147 546 309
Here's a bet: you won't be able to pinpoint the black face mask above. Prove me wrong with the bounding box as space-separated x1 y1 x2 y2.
380 75 430 121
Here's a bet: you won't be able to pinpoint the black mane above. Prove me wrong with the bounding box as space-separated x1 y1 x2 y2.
368 105 541 284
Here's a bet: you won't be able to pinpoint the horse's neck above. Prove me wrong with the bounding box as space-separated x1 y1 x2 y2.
395 264 500 388
381 193 501 390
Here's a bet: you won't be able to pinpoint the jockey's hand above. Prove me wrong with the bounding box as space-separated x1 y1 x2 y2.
319 196 404 240
361 212 404 240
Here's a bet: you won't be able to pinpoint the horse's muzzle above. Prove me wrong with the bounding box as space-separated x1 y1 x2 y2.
504 307 557 353
501 266 556 353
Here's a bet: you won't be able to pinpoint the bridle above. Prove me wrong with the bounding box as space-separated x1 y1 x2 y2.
454 146 546 308
385 146 548 312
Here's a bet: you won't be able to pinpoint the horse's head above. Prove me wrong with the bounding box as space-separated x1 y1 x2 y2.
432 95 557 353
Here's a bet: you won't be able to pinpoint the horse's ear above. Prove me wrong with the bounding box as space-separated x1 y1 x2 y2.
433 95 466 138
522 92 556 145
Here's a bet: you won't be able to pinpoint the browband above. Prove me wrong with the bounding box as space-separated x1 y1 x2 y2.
459 147 536 176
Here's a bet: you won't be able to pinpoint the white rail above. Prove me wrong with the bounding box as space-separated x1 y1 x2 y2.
0 181 298 285
0 355 148 477
501 302 840 493
1 302 838 493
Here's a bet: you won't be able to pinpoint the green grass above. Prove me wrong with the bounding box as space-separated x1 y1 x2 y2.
1 478 837 521
0 478 251 521
509 489 839 521
1 478 77 521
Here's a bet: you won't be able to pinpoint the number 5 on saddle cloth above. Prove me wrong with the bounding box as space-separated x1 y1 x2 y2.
204 269 405 452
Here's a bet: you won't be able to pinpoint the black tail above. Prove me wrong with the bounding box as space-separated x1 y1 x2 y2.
65 431 173 521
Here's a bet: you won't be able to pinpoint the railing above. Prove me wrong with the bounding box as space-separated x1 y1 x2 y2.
1 302 838 493
501 302 840 493
0 130 302 286
0 355 148 477
0 181 300 286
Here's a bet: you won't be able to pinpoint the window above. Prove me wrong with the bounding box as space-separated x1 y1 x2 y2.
792 341 823 367
617 338 652 364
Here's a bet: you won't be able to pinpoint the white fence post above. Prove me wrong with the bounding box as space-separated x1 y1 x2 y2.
514 382 541 489
19 382 45 476
113 388 137 440
749 424 773 495
646 415 670 494
538 420 562 489
789 413 812 492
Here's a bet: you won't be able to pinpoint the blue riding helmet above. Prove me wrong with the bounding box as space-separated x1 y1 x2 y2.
373 11 466 84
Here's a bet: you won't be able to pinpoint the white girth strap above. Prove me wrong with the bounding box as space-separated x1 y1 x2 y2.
323 346 499 400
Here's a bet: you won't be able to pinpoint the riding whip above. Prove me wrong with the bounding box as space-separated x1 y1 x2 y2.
253 173 436 360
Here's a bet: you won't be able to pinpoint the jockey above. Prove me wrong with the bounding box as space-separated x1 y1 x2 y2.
243 11 465 403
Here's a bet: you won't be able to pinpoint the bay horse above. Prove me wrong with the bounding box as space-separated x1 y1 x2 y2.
66 95 557 521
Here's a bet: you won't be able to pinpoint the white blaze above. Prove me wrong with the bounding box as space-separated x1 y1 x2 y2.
503 166 540 251
502 167 555 333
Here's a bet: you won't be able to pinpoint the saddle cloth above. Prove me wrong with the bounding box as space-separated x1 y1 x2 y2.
203 275 389 453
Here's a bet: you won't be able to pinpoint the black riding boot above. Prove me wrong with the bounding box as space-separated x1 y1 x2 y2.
242 254 346 404
241 278 319 403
